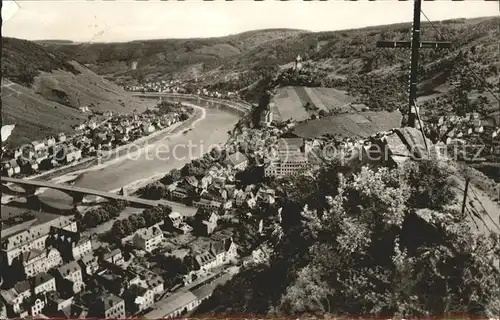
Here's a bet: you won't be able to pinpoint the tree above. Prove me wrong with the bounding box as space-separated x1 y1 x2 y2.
405 160 455 210
161 169 182 185
194 162 500 317
318 109 329 118
141 182 166 200
111 220 125 239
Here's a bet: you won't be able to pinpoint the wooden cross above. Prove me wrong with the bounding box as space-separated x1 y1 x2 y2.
376 0 452 128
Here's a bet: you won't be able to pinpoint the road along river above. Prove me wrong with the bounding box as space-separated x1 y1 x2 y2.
36 95 243 211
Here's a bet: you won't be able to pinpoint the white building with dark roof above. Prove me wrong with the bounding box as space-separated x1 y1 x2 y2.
224 152 248 171
1 216 77 266
89 292 125 319
55 261 84 294
0 280 31 315
31 272 56 295
132 225 163 253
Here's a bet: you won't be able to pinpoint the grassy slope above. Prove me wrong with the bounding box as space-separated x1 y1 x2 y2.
271 86 355 122
2 79 86 148
1 37 148 147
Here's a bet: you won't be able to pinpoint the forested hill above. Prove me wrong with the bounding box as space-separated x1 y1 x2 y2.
43 17 499 117
193 160 500 317
1 37 145 147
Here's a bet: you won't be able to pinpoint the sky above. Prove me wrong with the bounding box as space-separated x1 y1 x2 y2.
2 0 498 43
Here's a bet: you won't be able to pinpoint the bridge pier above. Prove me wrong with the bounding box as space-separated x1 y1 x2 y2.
71 192 85 205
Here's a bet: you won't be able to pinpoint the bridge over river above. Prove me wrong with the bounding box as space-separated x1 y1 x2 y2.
2 177 165 208
3 94 244 213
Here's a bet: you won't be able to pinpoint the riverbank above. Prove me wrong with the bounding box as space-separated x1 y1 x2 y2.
55 104 205 193
36 97 240 211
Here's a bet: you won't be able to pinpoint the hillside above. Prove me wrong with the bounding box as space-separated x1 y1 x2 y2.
43 29 309 82
192 160 500 318
42 18 499 127
270 86 354 122
1 37 147 147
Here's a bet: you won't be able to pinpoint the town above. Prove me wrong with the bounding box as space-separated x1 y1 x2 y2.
1 101 194 179
2 1 500 318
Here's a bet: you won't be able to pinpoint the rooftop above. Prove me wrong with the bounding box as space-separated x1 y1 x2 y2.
144 291 197 318
14 280 31 294
195 251 215 265
21 248 44 263
57 261 81 278
224 152 248 166
2 215 74 251
210 241 225 256
277 137 304 150
135 225 162 240
32 272 54 287
99 292 123 311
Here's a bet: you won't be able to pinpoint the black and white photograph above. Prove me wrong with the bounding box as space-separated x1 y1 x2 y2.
0 0 499 318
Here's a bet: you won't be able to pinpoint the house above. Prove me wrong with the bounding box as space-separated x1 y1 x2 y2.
200 174 213 189
54 261 84 295
65 146 82 163
209 241 226 266
24 293 47 317
257 187 276 204
185 176 199 189
101 248 124 266
3 158 20 176
0 281 31 315
126 264 165 298
46 227 91 262
74 123 86 132
88 293 125 319
0 300 6 319
144 291 198 319
88 121 98 130
171 186 188 200
44 292 87 318
193 198 222 211
72 237 92 261
142 123 156 134
264 153 308 178
260 108 273 127
176 222 193 234
22 248 63 278
132 225 163 253
45 137 56 147
277 137 304 155
31 272 57 295
193 210 219 236
145 274 164 298
34 149 50 164
164 212 184 232
31 141 46 153
78 254 99 280
194 251 217 271
123 284 155 314
225 238 238 261
233 189 247 207
224 152 248 171
168 212 183 226
2 216 77 266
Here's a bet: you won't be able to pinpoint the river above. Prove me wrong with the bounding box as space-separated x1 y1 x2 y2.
36 97 242 210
